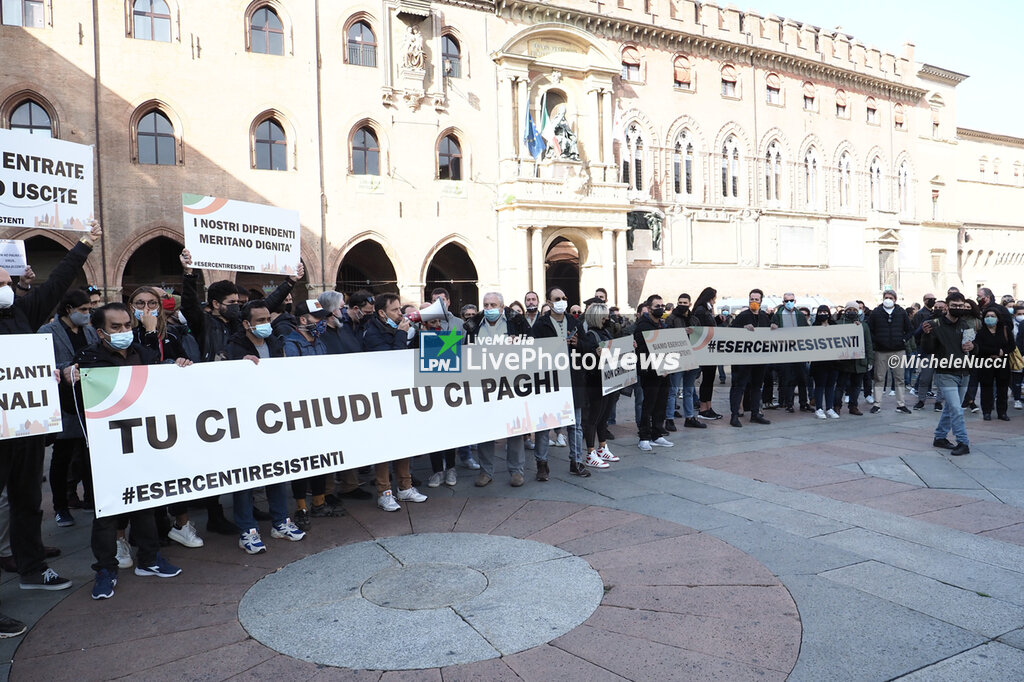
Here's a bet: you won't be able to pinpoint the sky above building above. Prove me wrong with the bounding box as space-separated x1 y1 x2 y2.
756 0 1019 137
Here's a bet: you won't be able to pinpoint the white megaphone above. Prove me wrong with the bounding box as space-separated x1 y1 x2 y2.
406 298 447 323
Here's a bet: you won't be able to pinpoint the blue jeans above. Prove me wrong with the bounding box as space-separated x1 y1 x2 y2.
665 372 683 420
681 368 700 418
634 385 644 424
233 483 290 532
567 408 584 464
934 373 969 445
534 429 550 462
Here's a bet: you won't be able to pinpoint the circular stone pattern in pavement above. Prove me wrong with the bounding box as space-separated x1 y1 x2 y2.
238 532 606 670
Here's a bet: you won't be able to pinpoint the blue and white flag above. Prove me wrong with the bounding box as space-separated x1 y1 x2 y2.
523 108 546 160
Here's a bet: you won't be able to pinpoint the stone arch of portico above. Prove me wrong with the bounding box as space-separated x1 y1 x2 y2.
328 231 406 292
111 223 184 289
3 228 100 286
418 234 480 285
498 23 618 69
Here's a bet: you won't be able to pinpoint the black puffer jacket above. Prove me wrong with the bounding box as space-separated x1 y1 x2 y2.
867 304 913 352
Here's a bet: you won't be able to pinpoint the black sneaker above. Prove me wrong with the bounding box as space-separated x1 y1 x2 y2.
932 438 955 449
730 416 742 428
295 508 311 532
55 510 74 527
206 514 238 536
913 400 925 410
934 402 944 411
950 442 970 456
684 417 707 429
785 406 795 413
664 419 677 432
896 405 912 414
699 409 723 420
20 568 71 591
0 614 26 638
339 487 373 500
310 503 345 518
870 406 881 414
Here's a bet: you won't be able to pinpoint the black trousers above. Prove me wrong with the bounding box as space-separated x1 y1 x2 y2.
730 365 766 417
638 370 669 441
429 449 457 473
779 363 809 407
50 437 87 514
583 385 613 450
92 511 158 573
0 437 48 582
698 365 717 403
292 475 326 500
979 365 1010 416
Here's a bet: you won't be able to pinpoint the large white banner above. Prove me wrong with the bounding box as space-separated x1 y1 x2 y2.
182 193 300 275
688 325 866 366
0 130 94 231
0 239 27 275
82 347 574 517
0 334 62 441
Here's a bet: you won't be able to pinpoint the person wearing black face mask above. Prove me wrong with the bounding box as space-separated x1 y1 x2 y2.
809 306 841 419
836 301 872 416
921 292 975 455
663 294 692 430
634 294 675 450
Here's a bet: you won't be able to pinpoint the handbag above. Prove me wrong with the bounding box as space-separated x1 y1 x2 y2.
1009 347 1024 372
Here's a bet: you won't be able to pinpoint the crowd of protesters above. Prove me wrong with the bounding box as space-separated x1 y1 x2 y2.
0 228 1018 628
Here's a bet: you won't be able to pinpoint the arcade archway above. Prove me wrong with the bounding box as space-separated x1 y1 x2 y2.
545 237 580 305
22 235 88 290
337 240 398 295
425 243 478 312
121 236 187 299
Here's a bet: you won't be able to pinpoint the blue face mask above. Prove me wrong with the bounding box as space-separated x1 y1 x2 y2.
106 331 133 350
984 317 998 327
484 308 501 322
385 317 398 329
251 323 273 339
312 320 327 337
784 301 795 311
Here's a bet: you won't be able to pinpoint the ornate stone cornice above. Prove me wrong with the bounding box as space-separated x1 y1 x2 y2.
495 0 927 102
918 64 969 85
957 128 1024 149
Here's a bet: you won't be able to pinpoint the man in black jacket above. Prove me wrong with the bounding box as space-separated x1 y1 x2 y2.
65 303 189 599
529 288 600 477
729 289 776 427
921 293 974 456
866 290 914 414
634 294 676 450
0 224 101 631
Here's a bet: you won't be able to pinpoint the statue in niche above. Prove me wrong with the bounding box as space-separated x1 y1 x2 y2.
624 211 662 251
646 212 662 251
401 25 424 70
546 110 580 161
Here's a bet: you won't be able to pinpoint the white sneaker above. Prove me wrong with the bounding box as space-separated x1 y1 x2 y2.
427 471 444 488
638 440 653 451
908 387 917 396
445 468 457 486
555 434 568 447
378 491 401 512
866 395 875 404
826 409 840 419
167 521 204 548
889 390 896 396
396 487 428 503
1015 400 1023 410
548 439 557 447
596 446 620 462
115 538 133 568
270 518 306 542
239 528 266 554
815 408 827 419
843 395 849 404
651 437 674 447
586 451 610 468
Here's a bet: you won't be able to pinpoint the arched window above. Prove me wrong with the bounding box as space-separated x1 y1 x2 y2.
866 97 878 124
347 20 376 67
673 131 695 196
835 90 848 118
1 0 44 27
442 34 461 78
673 56 691 90
766 73 781 104
721 135 740 199
352 126 379 175
438 134 461 180
838 152 852 210
894 104 906 130
765 141 782 203
622 124 644 191
9 99 52 137
249 6 284 55
254 118 287 170
802 82 816 111
137 110 175 165
898 161 910 215
804 148 819 209
133 0 171 42
621 46 641 81
721 64 738 97
869 157 883 209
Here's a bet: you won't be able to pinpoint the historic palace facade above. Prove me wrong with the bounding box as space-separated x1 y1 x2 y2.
2 0 1023 309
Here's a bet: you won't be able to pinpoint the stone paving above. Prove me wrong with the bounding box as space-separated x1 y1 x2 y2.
4 391 1024 680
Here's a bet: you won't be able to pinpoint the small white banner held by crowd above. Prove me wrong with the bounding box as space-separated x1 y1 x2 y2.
641 329 700 376
182 193 300 275
82 347 574 517
600 336 638 396
0 130 94 230
0 239 27 275
0 335 62 441
688 325 865 366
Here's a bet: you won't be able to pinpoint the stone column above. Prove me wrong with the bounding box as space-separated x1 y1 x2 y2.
498 75 515 160
614 229 628 309
601 228 614 293
517 78 530 160
602 89 614 179
530 226 545 293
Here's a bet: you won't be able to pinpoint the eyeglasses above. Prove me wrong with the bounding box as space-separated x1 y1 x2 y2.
365 296 375 303
133 300 161 309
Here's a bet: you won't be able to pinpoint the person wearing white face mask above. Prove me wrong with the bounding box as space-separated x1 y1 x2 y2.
1012 305 1024 410
866 290 914 414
